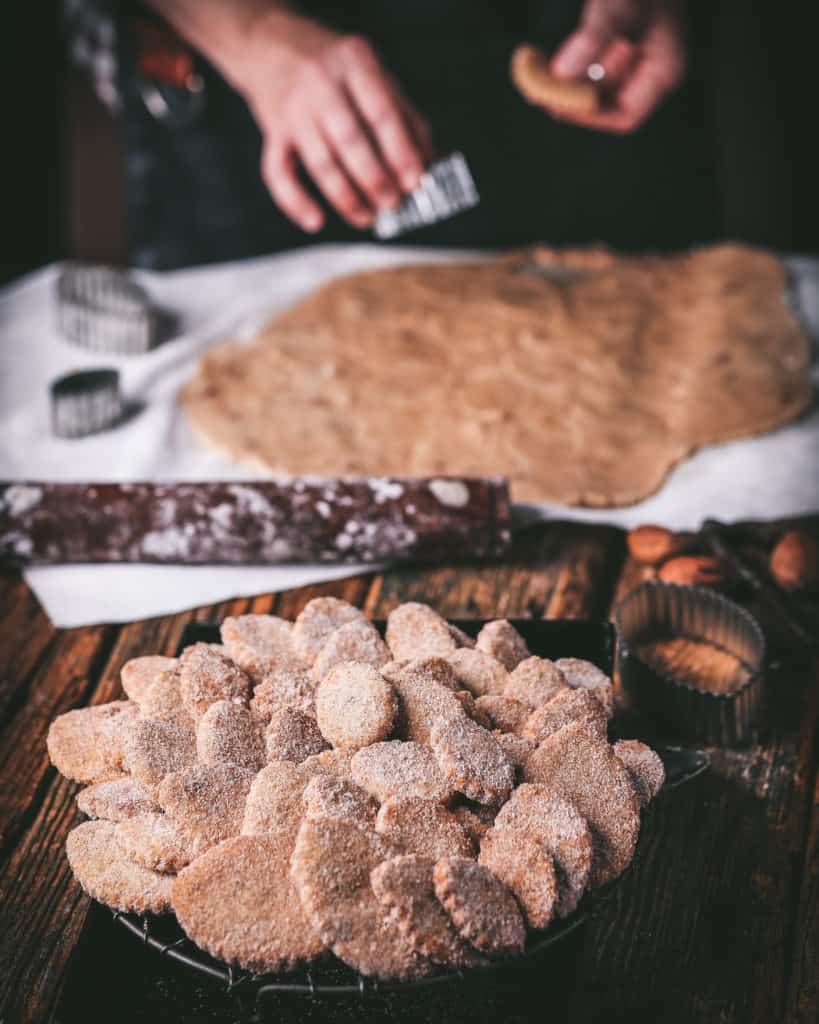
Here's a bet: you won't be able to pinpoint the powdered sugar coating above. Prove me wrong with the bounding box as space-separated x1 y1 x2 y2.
522 724 640 887
522 688 608 746
475 695 530 734
123 715 197 794
614 739 666 807
371 854 483 967
139 668 191 724
47 701 139 784
174 833 326 972
302 747 355 782
433 856 525 957
381 662 465 744
429 716 514 806
196 700 266 771
375 797 476 860
386 603 458 662
505 657 569 709
121 656 178 704
475 620 531 671
67 819 173 914
220 614 302 683
446 649 509 698
266 707 329 763
384 656 461 692
493 732 535 770
453 690 493 730
316 662 397 749
250 666 317 721
479 826 558 929
352 740 453 803
555 658 615 718
494 783 593 917
312 618 390 681
447 624 476 649
242 760 323 838
178 643 251 720
291 597 364 664
116 812 193 873
303 774 378 825
158 763 255 856
77 778 160 822
291 816 432 980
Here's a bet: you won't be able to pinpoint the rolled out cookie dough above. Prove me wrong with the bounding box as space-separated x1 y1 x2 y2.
181 245 811 507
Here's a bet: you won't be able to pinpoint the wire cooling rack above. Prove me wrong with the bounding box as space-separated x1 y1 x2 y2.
112 618 709 998
113 892 593 998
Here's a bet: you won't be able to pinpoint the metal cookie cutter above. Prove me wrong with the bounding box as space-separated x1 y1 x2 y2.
56 264 159 355
51 368 123 438
374 152 479 240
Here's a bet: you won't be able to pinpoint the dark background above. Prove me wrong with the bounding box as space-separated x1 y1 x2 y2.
2 0 818 285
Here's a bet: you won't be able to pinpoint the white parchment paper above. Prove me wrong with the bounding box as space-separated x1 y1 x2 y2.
1 243 816 627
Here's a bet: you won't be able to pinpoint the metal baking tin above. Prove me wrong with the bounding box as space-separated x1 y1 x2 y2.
615 581 766 746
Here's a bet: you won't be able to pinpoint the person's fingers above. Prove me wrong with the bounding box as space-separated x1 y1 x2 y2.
297 122 374 228
551 26 610 80
615 58 674 128
596 37 638 88
341 40 427 192
547 54 674 134
317 87 403 211
261 144 324 233
401 100 435 165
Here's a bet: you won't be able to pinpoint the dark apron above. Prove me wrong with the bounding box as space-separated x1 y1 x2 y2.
117 1 719 269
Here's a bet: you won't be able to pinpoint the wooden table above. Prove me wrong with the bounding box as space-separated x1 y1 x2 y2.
1 518 817 1024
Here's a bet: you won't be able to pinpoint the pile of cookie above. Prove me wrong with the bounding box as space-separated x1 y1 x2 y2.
48 601 664 981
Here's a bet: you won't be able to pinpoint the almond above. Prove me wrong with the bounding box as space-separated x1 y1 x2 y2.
658 555 725 588
627 525 687 566
769 530 819 592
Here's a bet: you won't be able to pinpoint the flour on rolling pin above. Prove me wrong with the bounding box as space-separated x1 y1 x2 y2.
374 152 479 240
0 478 511 566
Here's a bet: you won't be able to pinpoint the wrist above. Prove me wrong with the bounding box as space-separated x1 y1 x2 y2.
221 8 339 100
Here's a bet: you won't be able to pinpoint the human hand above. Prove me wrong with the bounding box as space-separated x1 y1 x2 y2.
235 12 433 232
548 0 686 133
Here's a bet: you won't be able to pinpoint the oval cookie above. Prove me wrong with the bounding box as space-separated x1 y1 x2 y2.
66 819 173 914
174 833 326 972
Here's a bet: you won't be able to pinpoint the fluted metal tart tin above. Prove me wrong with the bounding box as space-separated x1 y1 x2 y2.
614 581 766 746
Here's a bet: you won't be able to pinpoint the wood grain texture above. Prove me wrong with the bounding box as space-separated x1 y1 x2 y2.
368 522 623 621
0 573 56 727
785 660 819 1024
0 518 817 1024
0 624 113 857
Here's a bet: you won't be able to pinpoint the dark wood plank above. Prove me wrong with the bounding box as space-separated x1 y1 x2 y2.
0 625 113 857
369 523 624 620
565 562 819 1024
273 574 375 619
2 517 816 1024
0 773 88 1024
0 576 378 1024
0 572 57 728
0 597 263 1024
785 663 819 1024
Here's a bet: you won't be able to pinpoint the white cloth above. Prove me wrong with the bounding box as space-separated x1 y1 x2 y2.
1 243 817 627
